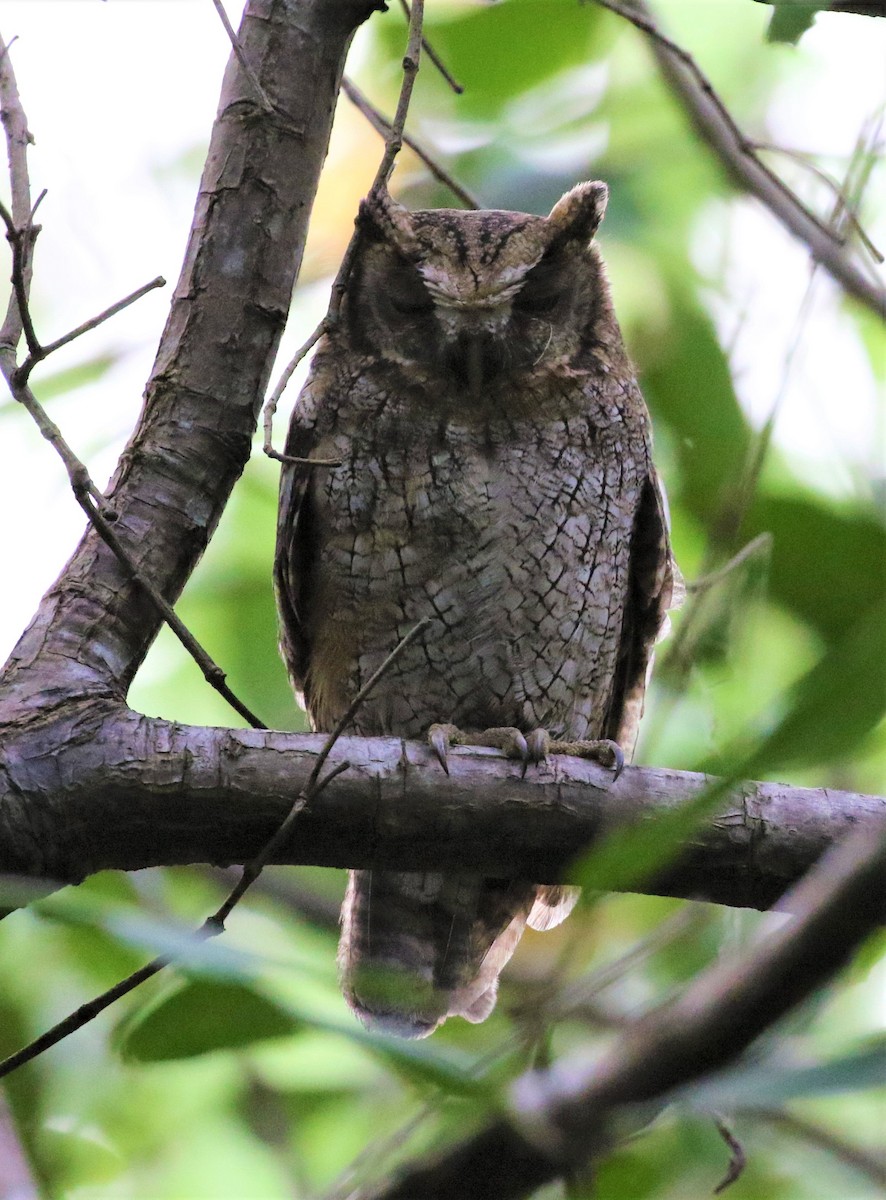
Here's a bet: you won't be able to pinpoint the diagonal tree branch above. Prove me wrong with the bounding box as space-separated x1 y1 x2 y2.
0 0 382 714
368 821 886 1198
595 0 885 319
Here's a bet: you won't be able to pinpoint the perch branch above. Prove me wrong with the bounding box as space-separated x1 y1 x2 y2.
0 721 881 910
594 0 885 318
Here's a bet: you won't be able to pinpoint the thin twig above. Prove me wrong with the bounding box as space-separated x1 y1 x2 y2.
685 533 772 594
216 616 432 923
0 194 41 357
0 956 171 1080
371 0 424 194
16 275 166 385
397 0 463 93
0 209 266 727
594 0 885 319
262 0 425 453
209 0 275 114
752 140 884 265
0 31 35 347
342 77 480 209
262 323 325 455
0 618 430 1081
743 1107 886 1190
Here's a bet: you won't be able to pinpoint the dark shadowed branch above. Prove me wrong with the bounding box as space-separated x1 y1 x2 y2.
368 823 886 1198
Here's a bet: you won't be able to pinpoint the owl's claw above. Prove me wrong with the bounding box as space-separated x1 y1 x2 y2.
428 723 456 775
522 728 550 777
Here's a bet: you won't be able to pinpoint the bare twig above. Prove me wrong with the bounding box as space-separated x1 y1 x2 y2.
263 0 425 452
0 192 42 357
397 0 463 93
0 49 267 730
15 274 167 386
743 1107 886 1190
0 31 36 347
0 619 430 1081
370 0 424 194
751 140 884 265
262 323 325 456
594 0 885 318
210 0 276 113
342 77 480 208
685 533 772 594
0 207 265 727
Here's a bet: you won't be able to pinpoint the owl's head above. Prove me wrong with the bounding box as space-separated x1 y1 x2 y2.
344 182 620 398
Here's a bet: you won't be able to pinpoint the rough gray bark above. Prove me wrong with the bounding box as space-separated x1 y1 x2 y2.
1 0 378 715
0 717 882 913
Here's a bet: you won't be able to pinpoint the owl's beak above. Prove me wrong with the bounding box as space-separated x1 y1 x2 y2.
445 328 502 398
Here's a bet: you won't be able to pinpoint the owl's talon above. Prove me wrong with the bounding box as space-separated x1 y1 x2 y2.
428 723 455 775
607 741 625 782
524 728 550 772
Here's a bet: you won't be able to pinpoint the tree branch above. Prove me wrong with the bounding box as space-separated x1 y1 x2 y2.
0 716 881 912
368 822 886 1198
595 0 885 319
0 0 380 712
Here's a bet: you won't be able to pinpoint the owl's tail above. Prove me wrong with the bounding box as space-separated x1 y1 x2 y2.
338 869 578 1038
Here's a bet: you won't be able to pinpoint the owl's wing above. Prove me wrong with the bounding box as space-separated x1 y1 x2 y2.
272 374 324 704
605 465 682 758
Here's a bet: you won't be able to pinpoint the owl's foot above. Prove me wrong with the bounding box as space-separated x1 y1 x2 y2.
427 724 622 781
428 723 537 776
545 735 625 781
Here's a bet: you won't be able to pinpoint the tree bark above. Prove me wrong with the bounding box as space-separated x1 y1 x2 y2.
1 0 379 717
0 714 882 912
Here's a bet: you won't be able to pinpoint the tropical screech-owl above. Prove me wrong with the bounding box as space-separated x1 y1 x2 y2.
274 181 678 1038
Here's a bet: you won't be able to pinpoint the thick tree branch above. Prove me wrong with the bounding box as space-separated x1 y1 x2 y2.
369 822 886 1198
596 0 885 319
0 715 881 912
0 0 380 714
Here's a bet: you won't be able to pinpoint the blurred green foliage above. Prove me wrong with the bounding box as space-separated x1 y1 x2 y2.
1 0 884 1197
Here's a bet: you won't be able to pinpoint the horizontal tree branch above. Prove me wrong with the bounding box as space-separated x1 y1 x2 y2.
0 711 881 911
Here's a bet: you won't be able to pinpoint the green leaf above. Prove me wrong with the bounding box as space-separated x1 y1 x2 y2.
733 597 886 777
117 978 296 1062
682 1038 886 1109
747 494 886 647
766 5 821 44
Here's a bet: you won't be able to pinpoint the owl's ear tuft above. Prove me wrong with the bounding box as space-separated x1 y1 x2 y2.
357 187 419 258
546 181 608 245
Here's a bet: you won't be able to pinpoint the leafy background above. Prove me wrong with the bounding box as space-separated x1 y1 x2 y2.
0 1 883 1197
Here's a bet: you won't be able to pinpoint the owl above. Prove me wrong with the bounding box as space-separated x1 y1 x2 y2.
274 181 678 1038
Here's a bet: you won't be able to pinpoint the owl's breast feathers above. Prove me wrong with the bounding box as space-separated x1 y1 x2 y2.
275 343 673 748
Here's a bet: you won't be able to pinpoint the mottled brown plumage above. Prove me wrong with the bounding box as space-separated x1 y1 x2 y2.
274 182 678 1038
